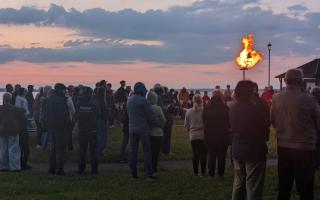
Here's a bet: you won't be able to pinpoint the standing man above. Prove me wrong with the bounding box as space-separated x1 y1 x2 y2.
127 82 159 179
0 93 25 172
26 85 35 120
45 83 72 175
272 69 320 200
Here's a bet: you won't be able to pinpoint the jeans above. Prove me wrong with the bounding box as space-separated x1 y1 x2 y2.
129 132 153 177
119 124 129 161
97 120 108 157
277 147 315 200
191 140 208 175
0 135 21 171
207 142 228 177
232 159 266 200
151 136 162 173
48 130 68 172
78 131 98 173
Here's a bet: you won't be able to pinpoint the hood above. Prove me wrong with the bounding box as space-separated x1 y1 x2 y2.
147 91 158 105
134 82 147 96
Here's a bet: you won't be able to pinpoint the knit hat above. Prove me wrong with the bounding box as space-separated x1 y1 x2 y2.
284 69 303 85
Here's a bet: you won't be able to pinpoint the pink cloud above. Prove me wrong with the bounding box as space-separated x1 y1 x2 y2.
0 54 316 89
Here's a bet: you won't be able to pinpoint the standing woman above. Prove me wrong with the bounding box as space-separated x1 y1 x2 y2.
230 80 268 200
203 91 230 178
184 94 207 177
147 91 166 175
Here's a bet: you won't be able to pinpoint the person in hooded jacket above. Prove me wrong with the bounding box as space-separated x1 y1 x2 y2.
75 87 99 175
147 91 166 175
127 82 159 179
203 91 230 178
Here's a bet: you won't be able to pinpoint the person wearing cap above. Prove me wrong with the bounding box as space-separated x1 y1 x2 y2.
127 82 159 180
45 83 72 175
271 69 320 200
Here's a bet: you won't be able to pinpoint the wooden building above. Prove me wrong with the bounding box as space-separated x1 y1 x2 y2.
275 58 320 90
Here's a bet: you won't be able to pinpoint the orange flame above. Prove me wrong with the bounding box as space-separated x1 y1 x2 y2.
236 34 263 70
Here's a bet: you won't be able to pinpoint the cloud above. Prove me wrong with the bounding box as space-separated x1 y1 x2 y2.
288 4 308 12
0 1 318 64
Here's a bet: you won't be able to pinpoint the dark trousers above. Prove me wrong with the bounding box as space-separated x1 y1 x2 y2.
151 136 162 173
161 124 172 154
19 132 29 169
78 131 98 173
35 120 42 146
191 139 207 175
277 147 315 200
208 142 228 177
48 130 68 172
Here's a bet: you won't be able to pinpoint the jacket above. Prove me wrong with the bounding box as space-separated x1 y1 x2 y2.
184 107 205 141
76 95 98 134
0 104 25 136
230 101 268 161
271 85 320 151
203 100 230 145
147 91 166 136
45 91 72 131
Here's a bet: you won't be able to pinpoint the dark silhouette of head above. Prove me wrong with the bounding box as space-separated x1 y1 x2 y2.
5 84 13 93
134 82 147 96
235 80 255 103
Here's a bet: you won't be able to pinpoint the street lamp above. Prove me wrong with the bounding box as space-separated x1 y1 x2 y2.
267 43 272 87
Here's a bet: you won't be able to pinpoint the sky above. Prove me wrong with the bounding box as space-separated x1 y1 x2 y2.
0 0 319 89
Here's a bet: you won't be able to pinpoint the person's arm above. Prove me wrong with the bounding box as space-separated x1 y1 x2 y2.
143 100 159 127
158 107 166 127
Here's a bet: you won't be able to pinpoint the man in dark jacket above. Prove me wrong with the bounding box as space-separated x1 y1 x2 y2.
127 82 159 179
114 80 127 105
0 93 25 172
230 80 269 200
75 87 98 175
45 83 71 175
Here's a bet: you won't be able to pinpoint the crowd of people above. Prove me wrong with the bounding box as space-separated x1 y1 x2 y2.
0 68 319 199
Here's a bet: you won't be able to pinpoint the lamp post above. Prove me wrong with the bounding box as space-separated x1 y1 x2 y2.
267 43 272 87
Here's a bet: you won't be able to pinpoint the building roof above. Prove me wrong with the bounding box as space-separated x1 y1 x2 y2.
275 58 320 79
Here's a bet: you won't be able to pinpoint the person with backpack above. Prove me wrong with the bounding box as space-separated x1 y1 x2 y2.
75 87 99 175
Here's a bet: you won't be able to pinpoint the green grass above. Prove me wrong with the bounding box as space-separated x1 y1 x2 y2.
29 119 278 163
0 167 319 200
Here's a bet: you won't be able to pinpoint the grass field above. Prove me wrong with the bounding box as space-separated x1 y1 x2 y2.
28 119 278 163
1 119 320 199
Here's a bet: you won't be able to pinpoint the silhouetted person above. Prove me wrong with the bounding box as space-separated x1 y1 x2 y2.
26 85 35 119
46 83 72 175
203 92 230 178
0 93 25 172
230 80 268 200
5 84 13 94
272 69 320 200
127 82 158 179
33 87 44 148
76 87 98 175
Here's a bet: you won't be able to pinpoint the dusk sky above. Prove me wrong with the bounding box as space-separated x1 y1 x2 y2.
0 0 319 89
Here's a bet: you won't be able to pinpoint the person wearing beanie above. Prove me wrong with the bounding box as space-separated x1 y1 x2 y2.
184 94 208 177
45 83 71 175
127 82 159 180
272 69 320 200
146 91 166 175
